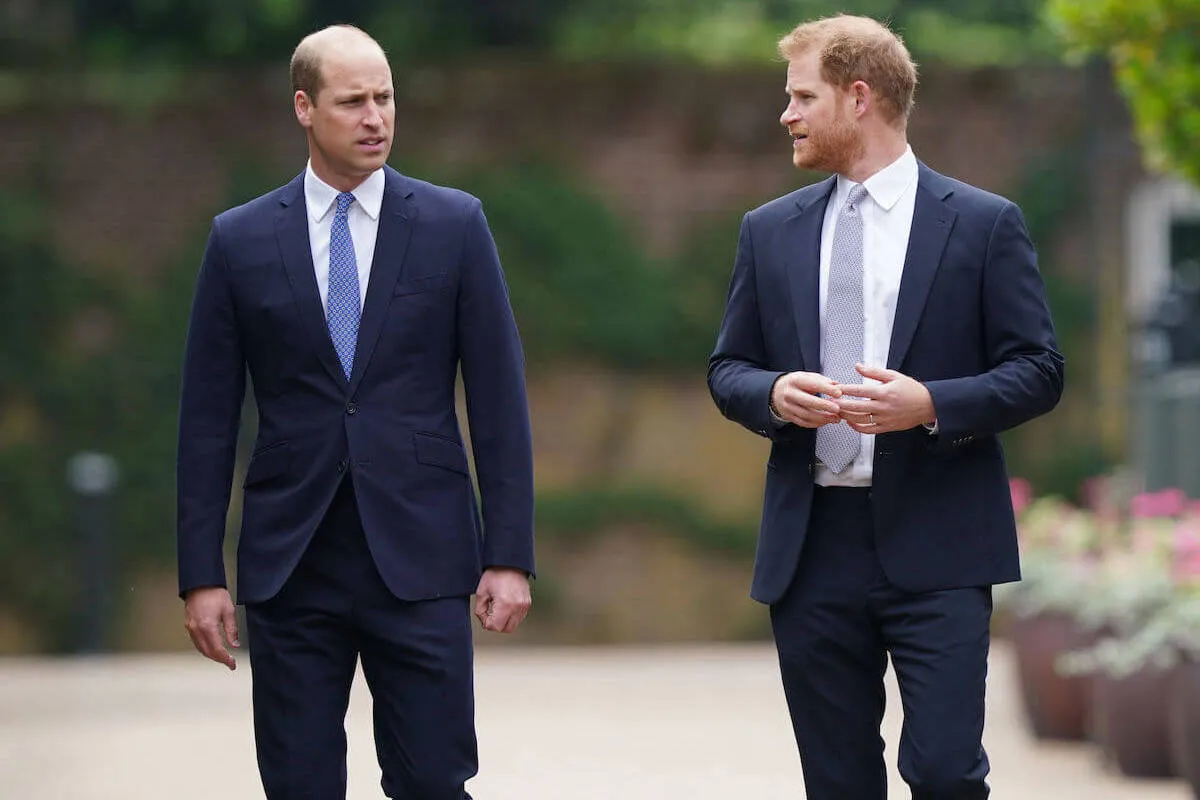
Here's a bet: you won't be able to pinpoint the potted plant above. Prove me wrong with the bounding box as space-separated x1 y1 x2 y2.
1161 519 1200 797
1058 493 1191 778
999 486 1103 741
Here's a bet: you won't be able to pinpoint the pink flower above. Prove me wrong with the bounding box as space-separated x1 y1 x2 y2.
1130 488 1188 519
1009 477 1032 517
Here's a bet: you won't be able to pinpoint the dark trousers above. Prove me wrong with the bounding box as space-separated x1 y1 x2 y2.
244 478 477 800
770 486 992 800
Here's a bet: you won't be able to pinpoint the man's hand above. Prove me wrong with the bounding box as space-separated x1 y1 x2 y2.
835 363 937 434
770 371 844 428
474 567 532 634
184 586 240 670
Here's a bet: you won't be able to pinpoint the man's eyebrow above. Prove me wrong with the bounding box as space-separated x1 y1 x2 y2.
331 88 391 100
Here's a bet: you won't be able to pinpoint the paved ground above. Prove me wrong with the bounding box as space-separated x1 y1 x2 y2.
0 642 1191 799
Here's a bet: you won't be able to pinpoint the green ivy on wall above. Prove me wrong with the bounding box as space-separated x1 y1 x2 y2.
0 170 208 650
0 143 1109 649
1000 145 1108 500
410 159 729 371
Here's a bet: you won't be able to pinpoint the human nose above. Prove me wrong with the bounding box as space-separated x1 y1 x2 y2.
363 101 383 127
780 99 799 128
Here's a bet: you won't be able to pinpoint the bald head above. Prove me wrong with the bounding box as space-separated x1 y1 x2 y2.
291 25 387 105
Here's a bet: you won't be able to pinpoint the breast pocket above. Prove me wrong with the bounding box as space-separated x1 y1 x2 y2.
393 273 452 297
382 274 457 357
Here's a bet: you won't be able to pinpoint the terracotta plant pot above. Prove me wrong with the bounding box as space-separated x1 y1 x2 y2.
1168 658 1200 797
1093 665 1174 778
1009 611 1092 740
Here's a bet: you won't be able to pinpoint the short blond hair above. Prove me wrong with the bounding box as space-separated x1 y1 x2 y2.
778 15 917 125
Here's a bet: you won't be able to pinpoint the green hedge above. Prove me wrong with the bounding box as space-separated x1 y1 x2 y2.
536 485 757 558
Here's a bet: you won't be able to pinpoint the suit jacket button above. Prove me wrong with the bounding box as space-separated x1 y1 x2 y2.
346 402 358 415
336 459 347 473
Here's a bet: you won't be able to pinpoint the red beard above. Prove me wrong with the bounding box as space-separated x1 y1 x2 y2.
793 111 864 174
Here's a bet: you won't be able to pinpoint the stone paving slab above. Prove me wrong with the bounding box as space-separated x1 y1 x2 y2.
0 642 1190 799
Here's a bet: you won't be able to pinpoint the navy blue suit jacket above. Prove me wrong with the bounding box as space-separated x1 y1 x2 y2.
708 163 1064 604
177 166 535 605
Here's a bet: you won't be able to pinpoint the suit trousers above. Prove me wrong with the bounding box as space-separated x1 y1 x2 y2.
244 476 477 800
770 486 992 800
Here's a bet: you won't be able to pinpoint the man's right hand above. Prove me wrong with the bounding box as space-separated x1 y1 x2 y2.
184 586 240 670
770 371 844 428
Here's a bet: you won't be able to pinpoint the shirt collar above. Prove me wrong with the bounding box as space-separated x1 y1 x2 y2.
304 162 385 223
834 145 918 212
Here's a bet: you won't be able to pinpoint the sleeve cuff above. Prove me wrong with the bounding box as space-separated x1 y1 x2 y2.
767 374 789 428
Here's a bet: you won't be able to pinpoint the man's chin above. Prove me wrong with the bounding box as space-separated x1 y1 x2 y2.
793 152 823 172
355 152 391 172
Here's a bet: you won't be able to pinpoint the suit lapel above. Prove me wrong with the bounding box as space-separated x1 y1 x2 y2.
276 175 347 387
785 177 836 372
347 168 415 395
887 166 957 370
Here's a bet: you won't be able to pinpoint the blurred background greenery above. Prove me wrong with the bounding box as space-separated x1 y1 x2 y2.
6 0 1054 69
1 0 1197 652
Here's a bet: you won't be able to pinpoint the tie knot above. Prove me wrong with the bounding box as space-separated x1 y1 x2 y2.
846 184 868 211
335 192 355 215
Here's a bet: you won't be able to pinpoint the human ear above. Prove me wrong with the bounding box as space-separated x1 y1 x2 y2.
294 91 313 127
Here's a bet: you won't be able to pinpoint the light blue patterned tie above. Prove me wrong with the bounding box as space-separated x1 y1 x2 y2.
326 191 360 381
816 184 869 473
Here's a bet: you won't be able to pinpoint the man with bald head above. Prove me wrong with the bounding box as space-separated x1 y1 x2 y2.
177 25 534 799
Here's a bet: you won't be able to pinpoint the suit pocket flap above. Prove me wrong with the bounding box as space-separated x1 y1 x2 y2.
413 432 469 475
244 442 290 487
393 274 451 297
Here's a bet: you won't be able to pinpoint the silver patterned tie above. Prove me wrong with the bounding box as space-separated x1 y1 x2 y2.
815 183 869 473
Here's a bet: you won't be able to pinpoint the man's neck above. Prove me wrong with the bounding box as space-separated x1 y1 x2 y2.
308 159 372 194
841 133 909 185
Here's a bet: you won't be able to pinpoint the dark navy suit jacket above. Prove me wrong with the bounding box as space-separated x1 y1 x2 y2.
177 166 535 605
708 163 1064 604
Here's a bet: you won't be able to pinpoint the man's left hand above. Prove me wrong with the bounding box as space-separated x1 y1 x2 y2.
474 567 532 634
835 363 937 434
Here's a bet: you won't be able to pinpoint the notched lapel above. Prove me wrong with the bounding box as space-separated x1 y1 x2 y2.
347 180 416 394
887 182 957 371
785 179 836 372
276 186 347 387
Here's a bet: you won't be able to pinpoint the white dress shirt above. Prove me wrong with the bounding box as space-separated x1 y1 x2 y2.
304 163 385 309
815 146 919 487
